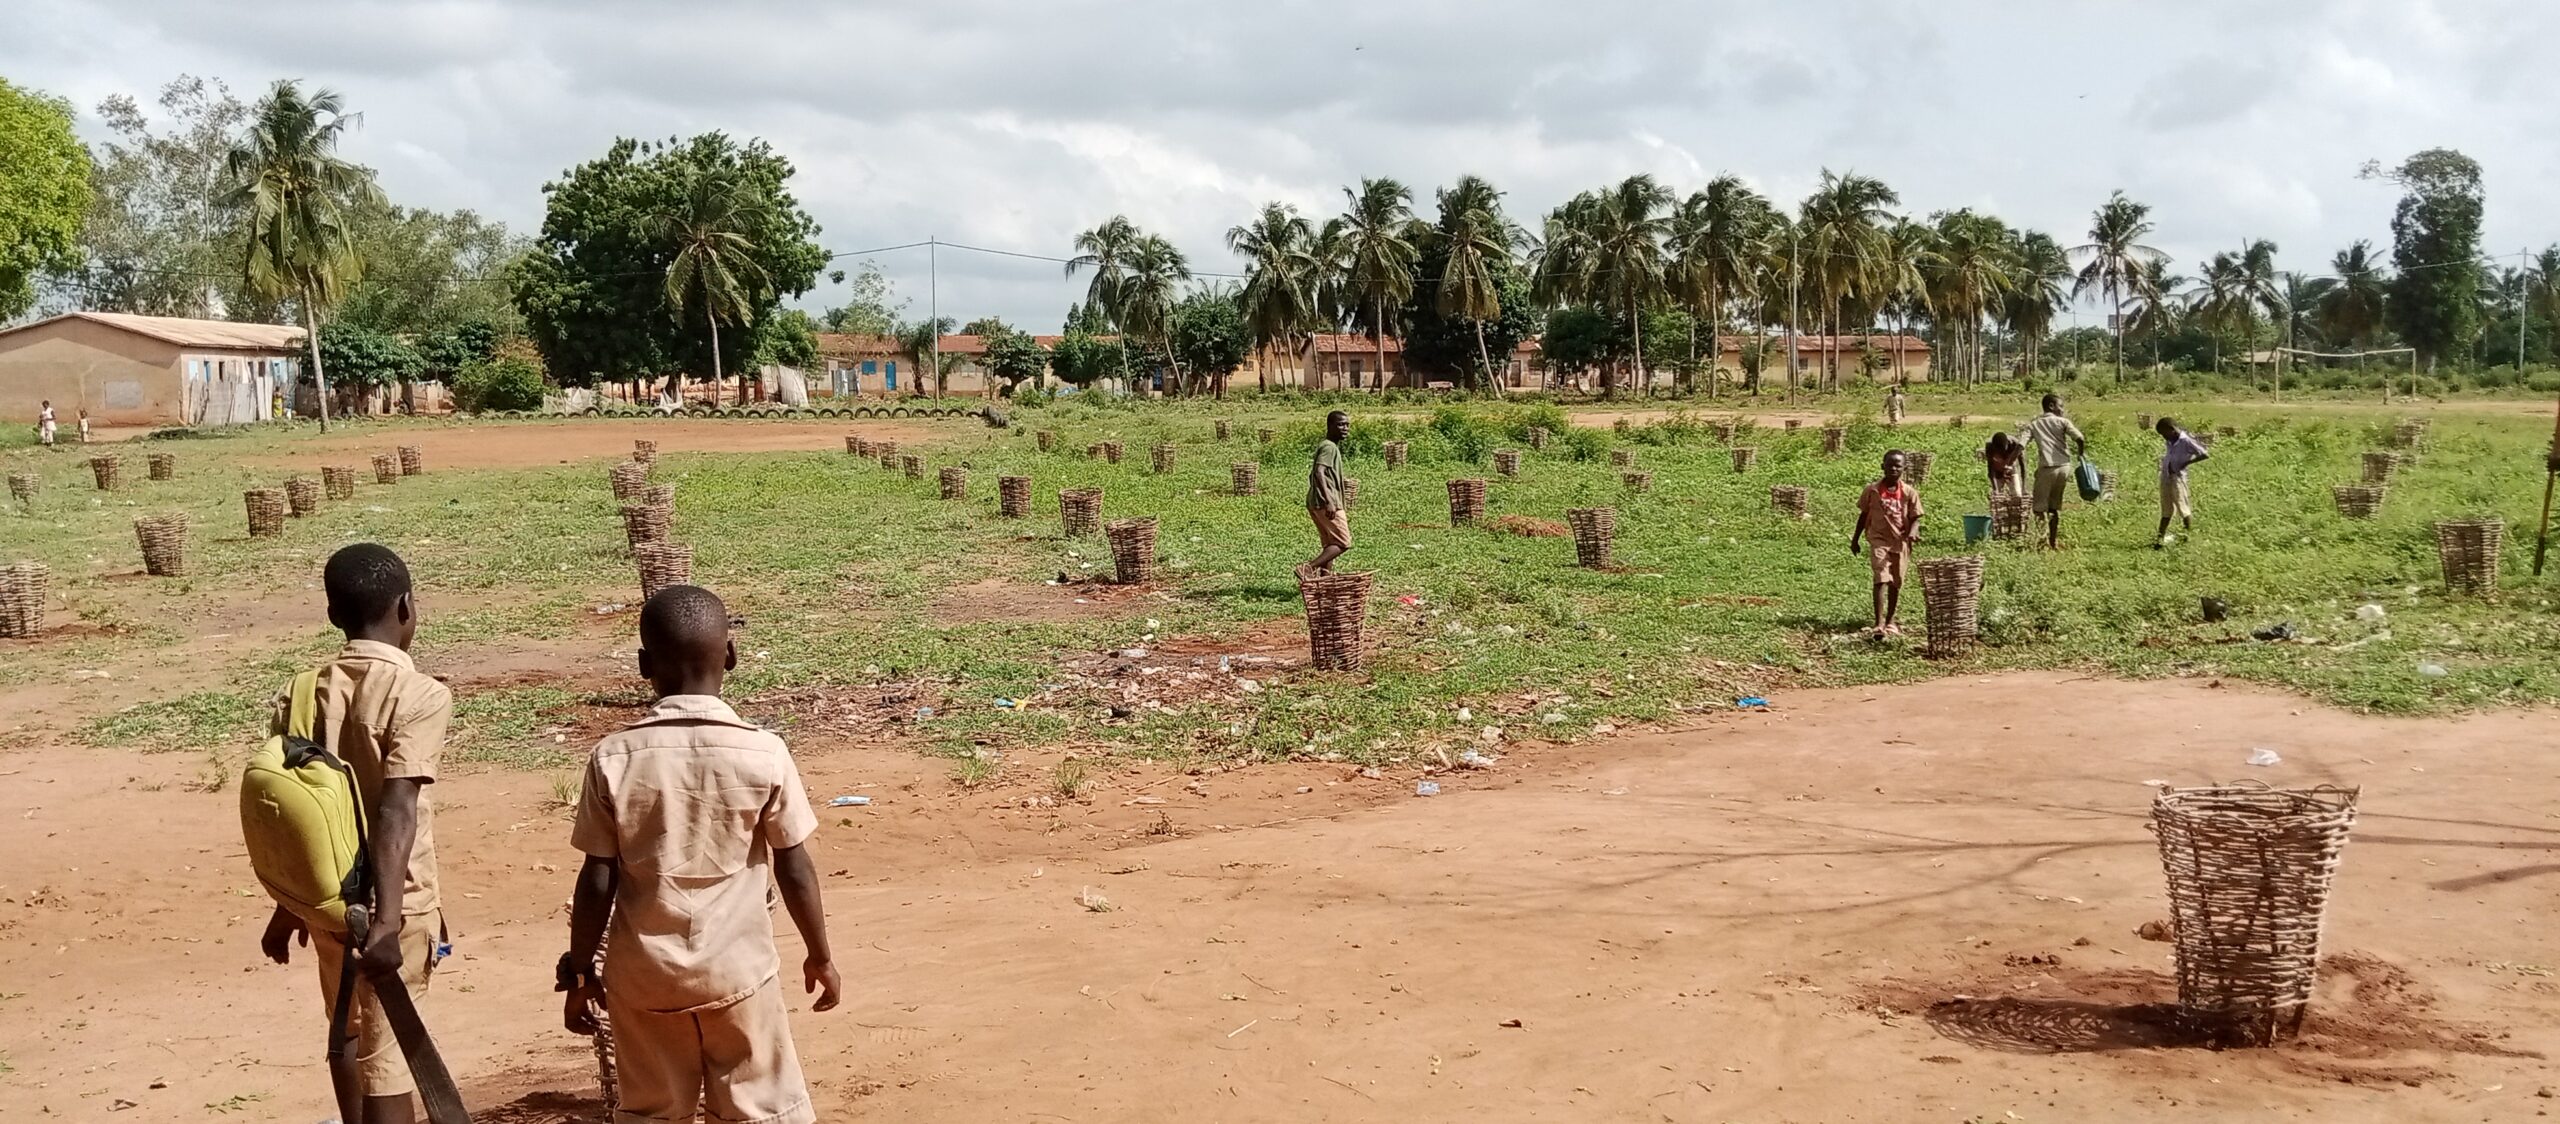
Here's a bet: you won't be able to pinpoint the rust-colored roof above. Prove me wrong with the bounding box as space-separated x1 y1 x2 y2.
816 332 1091 359
0 311 307 351
1719 334 1930 353
1311 333 1401 354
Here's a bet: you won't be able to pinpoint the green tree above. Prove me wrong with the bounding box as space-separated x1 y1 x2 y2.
418 318 500 381
222 81 384 433
336 200 524 338
1048 329 1115 388
1334 178 1419 390
2002 231 2071 379
452 347 547 412
1120 235 1191 391
1228 201 1320 391
2526 246 2560 350
980 326 1050 394
895 316 954 398
2364 148 2483 374
1874 218 1938 385
1922 210 2017 387
651 167 773 405
1537 176 1673 395
750 307 819 371
2071 190 2167 381
1431 176 1514 386
0 78 89 320
821 260 904 335
57 76 255 318
1537 304 1622 390
1796 169 1899 389
315 321 422 408
1667 176 1772 397
1168 285 1250 397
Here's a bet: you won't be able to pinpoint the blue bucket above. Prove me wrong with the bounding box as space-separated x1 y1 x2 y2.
1963 513 1992 543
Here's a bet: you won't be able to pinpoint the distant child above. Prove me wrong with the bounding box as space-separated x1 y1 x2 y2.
1851 450 1924 638
1299 410 1353 581
2154 416 2210 548
2020 393 2087 549
1983 432 2024 500
562 585 838 1124
259 543 452 1124
77 407 91 444
1886 384 1906 426
37 400 55 447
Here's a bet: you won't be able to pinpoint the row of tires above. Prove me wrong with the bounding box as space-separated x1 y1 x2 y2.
461 405 980 421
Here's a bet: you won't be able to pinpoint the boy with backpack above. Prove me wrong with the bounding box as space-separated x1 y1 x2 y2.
251 543 452 1124
560 584 839 1124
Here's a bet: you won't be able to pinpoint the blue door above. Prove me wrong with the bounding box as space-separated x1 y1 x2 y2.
884 361 898 391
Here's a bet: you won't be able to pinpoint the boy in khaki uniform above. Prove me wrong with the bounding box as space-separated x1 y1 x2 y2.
561 584 839 1124
258 543 451 1124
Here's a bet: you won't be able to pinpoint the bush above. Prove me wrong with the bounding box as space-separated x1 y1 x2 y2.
453 353 547 413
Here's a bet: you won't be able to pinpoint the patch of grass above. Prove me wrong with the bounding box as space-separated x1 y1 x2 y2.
951 753 998 788
205 1092 267 1114
449 685 580 769
79 690 268 752
1052 758 1091 799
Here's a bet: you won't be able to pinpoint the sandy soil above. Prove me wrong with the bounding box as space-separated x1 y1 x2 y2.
3 671 2553 1123
230 417 961 471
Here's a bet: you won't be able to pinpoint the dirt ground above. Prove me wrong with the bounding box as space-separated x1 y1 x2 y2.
3 671 2553 1123
228 417 958 470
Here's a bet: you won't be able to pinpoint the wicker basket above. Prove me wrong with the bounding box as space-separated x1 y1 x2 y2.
633 439 656 465
634 541 693 601
1622 471 1653 493
398 445 423 476
2135 413 2153 431
2098 471 2118 501
1085 444 1104 460
939 466 969 501
609 461 649 501
1526 426 1550 451
999 476 1032 518
323 465 357 500
1566 507 1616 568
1990 495 2031 540
1215 420 1232 441
10 472 37 508
1493 449 1522 477
1710 421 1736 444
135 514 189 576
147 452 177 481
1821 427 1845 457
1730 447 1759 473
900 454 923 480
643 483 675 508
620 502 671 549
1784 418 1802 431
2150 783 2359 1047
245 488 288 538
2360 452 2395 484
0 560 46 637
2330 484 2386 519
1905 450 1934 485
2216 424 2239 439
1917 554 1984 658
89 454 122 491
1300 570 1373 672
1770 485 1809 519
2434 517 2503 596
1105 517 1158 584
874 440 899 468
2388 419 2428 449
1036 430 1057 453
1609 448 1634 468
1060 487 1103 536
1101 441 1124 465
1341 477 1359 509
1231 462 1261 496
1257 427 1275 445
1383 441 1408 468
1150 442 1176 474
285 476 322 517
1446 478 1487 525
847 435 868 457
373 453 400 484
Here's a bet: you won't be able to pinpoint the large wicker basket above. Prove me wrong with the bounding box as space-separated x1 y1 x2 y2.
2331 484 2386 519
1300 570 1373 672
1150 442 1176 474
1566 507 1616 568
621 502 671 549
1821 427 1845 457
0 560 47 638
874 440 899 467
1383 441 1409 468
1770 485 1809 519
610 461 649 501
1917 555 1984 658
245 488 288 538
1256 427 1275 445
1905 450 1934 485
2097 470 2118 501
2388 418 2428 449
1100 441 1124 465
644 483 674 508
2149 783 2359 1047
1106 517 1158 584
285 476 322 517
847 435 869 457
1231 462 1260 496
10 472 38 509
900 454 924 480
998 475 1031 518
1709 421 1736 444
632 439 656 465
1446 478 1487 525
939 466 969 500
1341 478 1359 509
1526 426 1551 450
323 465 357 500
2433 517 2503 596
634 541 693 601
2360 452 2396 484
1214 420 1232 441
135 514 189 576
1059 487 1103 536
1990 495 2031 540
2135 412 2153 431
89 454 122 491
1609 448 1634 468
1493 449 1522 477
147 452 177 481
1622 471 1653 493
1731 447 1759 473
397 445 424 476
373 453 400 484
1036 429 1057 453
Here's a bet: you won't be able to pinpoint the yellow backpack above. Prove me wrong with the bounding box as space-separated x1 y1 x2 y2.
240 671 370 933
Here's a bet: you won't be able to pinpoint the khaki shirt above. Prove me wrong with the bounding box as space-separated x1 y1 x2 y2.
273 639 449 917
572 695 819 1013
2021 413 2086 470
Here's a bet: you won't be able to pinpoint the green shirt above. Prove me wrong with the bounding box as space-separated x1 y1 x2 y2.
1307 439 1345 510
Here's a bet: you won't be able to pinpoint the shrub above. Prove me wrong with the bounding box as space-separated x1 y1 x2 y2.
453 353 547 413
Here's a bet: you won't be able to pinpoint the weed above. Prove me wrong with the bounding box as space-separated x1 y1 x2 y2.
546 772 580 809
189 751 230 793
951 753 998 788
205 1092 268 1114
1052 758 1091 799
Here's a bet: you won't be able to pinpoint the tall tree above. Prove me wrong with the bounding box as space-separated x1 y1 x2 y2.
1168 284 1250 398
1795 170 1899 389
1921 210 2017 387
821 260 905 335
1121 235 1191 392
1667 176 1770 397
57 76 254 318
2071 190 2166 382
221 81 383 432
2188 250 2249 374
0 78 89 321
649 167 772 405
894 316 953 397
1334 178 1419 390
2364 148 2484 374
1431 177 1514 386
1875 218 1938 386
2000 231 2070 380
1226 202 1318 390
2526 246 2560 349
335 200 524 338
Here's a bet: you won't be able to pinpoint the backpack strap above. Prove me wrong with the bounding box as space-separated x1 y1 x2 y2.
283 670 321 743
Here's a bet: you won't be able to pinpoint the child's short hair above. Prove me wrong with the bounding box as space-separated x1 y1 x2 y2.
324 544 411 631
2041 393 2062 412
640 585 729 653
2156 415 2179 435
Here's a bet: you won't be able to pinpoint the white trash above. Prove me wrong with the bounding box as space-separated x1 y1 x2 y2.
2245 747 2282 767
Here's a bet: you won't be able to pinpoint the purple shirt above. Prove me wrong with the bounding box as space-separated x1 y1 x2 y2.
2160 432 2207 480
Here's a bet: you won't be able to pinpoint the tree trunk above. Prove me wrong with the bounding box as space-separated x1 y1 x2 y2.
302 290 332 434
1473 320 1493 394
1373 297 1387 393
2110 280 2125 382
1628 298 1645 400
1705 285 1720 399
707 310 725 407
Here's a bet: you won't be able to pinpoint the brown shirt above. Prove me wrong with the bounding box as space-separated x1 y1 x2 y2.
572 695 819 1013
272 639 450 917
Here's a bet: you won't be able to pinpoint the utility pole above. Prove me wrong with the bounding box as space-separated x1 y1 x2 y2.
929 237 940 401
1785 226 1800 398
2519 247 2529 372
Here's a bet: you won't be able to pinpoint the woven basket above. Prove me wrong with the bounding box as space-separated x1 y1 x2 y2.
2098 471 2118 501
634 541 693 601
1710 421 1736 444
633 439 656 465
847 435 867 457
1917 554 1984 658
135 514 189 576
1784 418 1802 431
939 466 969 500
1622 471 1653 493
620 502 671 549
2361 452 2395 484
2388 419 2428 449
1905 451 1934 485
2150 783 2359 1047
874 440 898 467
1730 447 1758 473
1566 507 1616 568
1446 478 1487 525
1383 441 1408 468
2216 425 2239 438
1821 427 1845 457
1106 517 1158 584
1059 487 1103 536
1609 448 1634 468
2135 413 2153 431
1150 442 1176 474
1231 462 1261 496
1215 420 1232 441
0 560 46 637
397 445 423 476
900 454 923 480
1990 495 2031 540
1256 427 1275 445
999 476 1032 518
1101 441 1124 465
9 472 37 508
609 461 649 501
2433 517 2503 596
285 476 322 517
1770 485 1809 519
1526 426 1550 451
147 452 177 481
323 466 357 500
1493 449 1522 477
89 455 122 491
373 453 400 484
245 488 288 538
2330 484 2386 519
1036 430 1057 453
1342 477 1359 509
1300 570 1373 672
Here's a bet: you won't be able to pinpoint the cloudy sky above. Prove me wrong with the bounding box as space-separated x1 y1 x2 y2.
10 0 2558 329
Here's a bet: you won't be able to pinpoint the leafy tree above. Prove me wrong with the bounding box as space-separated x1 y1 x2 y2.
1430 176 1515 385
1922 210 2017 387
1120 236 1191 389
0 78 89 321
1404 265 1535 390
1048 329 1116 388
1796 169 1898 388
512 134 827 396
2526 246 2560 351
894 316 954 398
1538 305 1622 390
821 260 903 335
1334 178 1419 390
452 345 546 412
750 307 819 370
336 200 524 338
418 317 501 379
2071 190 2167 381
222 81 384 432
1227 202 1320 390
1874 218 1938 385
1667 176 1773 397
55 76 255 318
2003 231 2071 379
1168 285 1250 397
651 166 773 404
2364 148 2483 374
1538 176 1672 395
980 326 1050 394
315 322 422 400
1062 300 1110 335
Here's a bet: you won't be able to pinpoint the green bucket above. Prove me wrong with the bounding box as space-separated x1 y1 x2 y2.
1963 513 1993 544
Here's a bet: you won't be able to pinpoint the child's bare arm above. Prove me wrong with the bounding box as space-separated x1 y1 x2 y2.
560 855 616 1034
359 778 421 976
773 843 841 1011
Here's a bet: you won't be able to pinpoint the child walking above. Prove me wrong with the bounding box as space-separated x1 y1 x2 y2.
561 584 838 1124
1851 450 1924 639
2154 416 2210 548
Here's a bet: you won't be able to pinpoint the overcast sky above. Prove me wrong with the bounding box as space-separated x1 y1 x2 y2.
11 0 2558 330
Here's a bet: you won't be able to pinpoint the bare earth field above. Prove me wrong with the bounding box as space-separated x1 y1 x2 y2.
232 417 953 471
3 671 2553 1123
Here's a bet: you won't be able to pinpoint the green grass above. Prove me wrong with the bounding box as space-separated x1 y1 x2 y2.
9 395 2558 772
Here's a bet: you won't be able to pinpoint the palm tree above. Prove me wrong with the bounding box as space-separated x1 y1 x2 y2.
2314 240 2389 351
1335 178 1418 391
1121 235 1191 392
2526 246 2560 356
1227 202 1318 391
2002 231 2072 382
1585 175 1676 395
650 168 774 406
221 81 384 432
1796 170 1899 389
2188 251 2250 374
1067 215 1142 382
1922 211 2017 387
1667 176 1771 397
1874 218 1938 386
2124 259 2186 369
896 317 954 398
1432 178 1513 388
2071 191 2167 382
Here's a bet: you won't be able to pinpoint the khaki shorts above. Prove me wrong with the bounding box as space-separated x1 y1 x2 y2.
311 910 444 1099
606 974 814 1124
1869 543 1908 586
2161 473 2192 520
2032 466 2071 515
1309 507 1351 552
